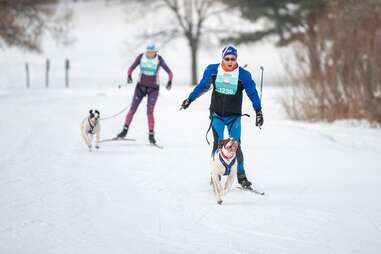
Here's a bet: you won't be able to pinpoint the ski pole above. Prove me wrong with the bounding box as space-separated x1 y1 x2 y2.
258 66 264 130
260 66 264 102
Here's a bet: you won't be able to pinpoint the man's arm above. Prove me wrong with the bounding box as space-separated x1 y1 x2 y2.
188 64 217 102
240 68 261 111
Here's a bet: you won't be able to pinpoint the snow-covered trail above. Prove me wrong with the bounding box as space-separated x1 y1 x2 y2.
1 86 381 254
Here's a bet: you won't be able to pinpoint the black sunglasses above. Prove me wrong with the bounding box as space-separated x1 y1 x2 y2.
224 57 236 62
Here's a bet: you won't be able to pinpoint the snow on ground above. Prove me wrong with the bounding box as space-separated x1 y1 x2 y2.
1 1 381 253
0 85 381 254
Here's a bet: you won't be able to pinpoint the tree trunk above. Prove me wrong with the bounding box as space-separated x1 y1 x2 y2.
190 43 198 85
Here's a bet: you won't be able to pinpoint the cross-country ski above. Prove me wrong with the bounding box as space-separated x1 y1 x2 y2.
236 186 265 196
99 137 136 143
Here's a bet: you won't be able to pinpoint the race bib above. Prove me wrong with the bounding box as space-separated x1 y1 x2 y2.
215 65 239 95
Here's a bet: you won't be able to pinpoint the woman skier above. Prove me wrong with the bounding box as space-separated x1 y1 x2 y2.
116 42 173 144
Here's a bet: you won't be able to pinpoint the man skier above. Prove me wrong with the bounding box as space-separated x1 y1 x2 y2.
116 42 173 144
180 45 264 189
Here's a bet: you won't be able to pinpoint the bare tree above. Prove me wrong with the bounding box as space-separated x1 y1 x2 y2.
284 0 381 123
0 0 73 53
126 0 232 85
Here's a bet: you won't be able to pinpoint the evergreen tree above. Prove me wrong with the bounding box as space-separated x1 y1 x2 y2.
222 0 325 46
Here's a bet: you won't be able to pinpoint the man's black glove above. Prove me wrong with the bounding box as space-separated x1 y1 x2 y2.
127 75 133 84
255 110 264 127
166 80 172 90
181 98 191 110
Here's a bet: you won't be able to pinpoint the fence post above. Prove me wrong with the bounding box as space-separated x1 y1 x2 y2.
45 58 50 88
65 59 70 88
25 62 30 89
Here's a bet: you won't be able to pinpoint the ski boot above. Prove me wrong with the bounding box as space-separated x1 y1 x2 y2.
148 131 156 144
116 125 129 139
237 171 252 189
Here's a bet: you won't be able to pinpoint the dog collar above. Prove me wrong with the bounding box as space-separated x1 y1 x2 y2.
219 153 236 176
220 149 234 160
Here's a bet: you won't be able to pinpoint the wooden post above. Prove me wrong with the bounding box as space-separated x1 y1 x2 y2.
45 58 50 88
25 62 30 89
65 59 70 88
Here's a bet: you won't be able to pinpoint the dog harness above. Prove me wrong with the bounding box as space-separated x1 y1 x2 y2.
219 152 237 176
87 117 97 134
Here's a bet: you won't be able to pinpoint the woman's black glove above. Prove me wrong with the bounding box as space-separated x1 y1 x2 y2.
166 80 172 90
127 75 133 84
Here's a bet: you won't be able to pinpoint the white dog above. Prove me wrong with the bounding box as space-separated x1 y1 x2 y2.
210 138 239 204
80 109 101 151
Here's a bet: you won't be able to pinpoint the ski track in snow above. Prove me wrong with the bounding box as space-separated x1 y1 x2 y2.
1 87 381 254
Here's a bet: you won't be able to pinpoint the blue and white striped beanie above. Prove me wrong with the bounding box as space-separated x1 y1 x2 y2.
222 45 237 58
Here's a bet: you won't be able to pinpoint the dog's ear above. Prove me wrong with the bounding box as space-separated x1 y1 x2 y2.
232 139 240 149
89 109 94 118
94 110 100 119
218 138 230 150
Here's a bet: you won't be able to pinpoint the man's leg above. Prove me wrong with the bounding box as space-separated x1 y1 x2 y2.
226 116 242 171
209 115 225 185
211 115 225 156
226 116 252 188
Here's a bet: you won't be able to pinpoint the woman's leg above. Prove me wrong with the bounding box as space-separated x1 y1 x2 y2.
124 85 146 127
146 87 159 132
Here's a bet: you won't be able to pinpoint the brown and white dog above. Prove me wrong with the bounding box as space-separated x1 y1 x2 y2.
80 109 101 151
210 138 240 204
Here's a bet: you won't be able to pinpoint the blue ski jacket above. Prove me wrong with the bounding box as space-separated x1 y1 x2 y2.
188 64 261 116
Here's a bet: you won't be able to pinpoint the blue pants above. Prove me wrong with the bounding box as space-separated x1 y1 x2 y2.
211 113 245 173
